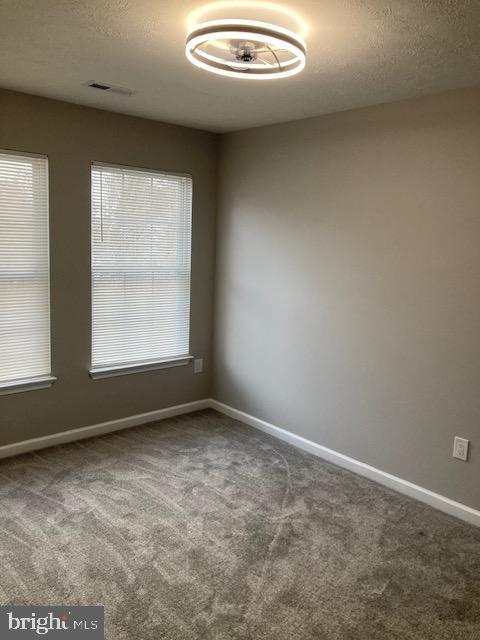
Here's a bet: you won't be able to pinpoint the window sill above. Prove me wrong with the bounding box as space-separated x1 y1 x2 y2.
89 356 193 380
0 375 57 396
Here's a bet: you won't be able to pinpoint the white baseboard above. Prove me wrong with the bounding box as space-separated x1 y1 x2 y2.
0 399 210 460
209 399 480 528
1 396 478 527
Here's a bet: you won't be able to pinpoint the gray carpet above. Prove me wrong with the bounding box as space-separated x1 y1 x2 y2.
0 409 479 639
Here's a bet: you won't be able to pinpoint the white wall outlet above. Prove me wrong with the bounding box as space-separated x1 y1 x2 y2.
193 358 204 374
453 436 469 461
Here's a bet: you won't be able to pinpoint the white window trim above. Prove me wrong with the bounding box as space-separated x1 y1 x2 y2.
0 149 53 393
90 162 193 376
89 355 193 380
0 376 56 396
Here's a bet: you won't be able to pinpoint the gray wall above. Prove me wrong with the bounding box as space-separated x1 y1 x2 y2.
213 87 480 510
1 85 479 512
0 89 217 447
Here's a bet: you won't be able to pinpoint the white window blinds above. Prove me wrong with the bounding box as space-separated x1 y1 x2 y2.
91 163 192 372
0 151 51 386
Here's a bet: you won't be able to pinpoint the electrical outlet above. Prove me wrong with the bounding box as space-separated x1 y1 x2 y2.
194 358 203 374
453 436 469 461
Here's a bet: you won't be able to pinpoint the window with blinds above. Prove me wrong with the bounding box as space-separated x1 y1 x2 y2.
91 163 192 374
0 151 51 390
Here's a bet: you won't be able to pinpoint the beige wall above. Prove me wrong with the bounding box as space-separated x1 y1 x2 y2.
0 89 217 446
213 87 480 510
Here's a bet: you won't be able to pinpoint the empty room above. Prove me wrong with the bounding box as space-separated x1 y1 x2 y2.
0 1 479 638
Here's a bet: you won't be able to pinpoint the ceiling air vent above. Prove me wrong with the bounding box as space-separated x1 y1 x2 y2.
89 82 110 90
84 81 136 96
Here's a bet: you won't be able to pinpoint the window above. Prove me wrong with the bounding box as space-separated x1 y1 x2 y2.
90 163 192 377
0 150 53 393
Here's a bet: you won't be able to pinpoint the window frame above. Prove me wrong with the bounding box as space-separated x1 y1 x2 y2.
0 148 55 395
89 161 194 379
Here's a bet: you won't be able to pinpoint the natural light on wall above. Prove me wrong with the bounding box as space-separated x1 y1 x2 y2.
0 151 52 394
90 163 192 378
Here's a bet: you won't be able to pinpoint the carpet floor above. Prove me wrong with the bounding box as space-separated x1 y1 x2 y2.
0 409 479 639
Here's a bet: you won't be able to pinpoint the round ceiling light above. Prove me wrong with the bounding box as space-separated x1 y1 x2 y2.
185 19 306 79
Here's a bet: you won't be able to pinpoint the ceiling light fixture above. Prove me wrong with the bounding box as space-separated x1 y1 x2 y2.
185 19 306 79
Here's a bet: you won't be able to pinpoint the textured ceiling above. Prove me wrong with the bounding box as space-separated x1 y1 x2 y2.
0 0 479 132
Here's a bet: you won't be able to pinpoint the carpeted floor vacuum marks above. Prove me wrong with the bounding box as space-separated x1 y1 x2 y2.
0 409 478 639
